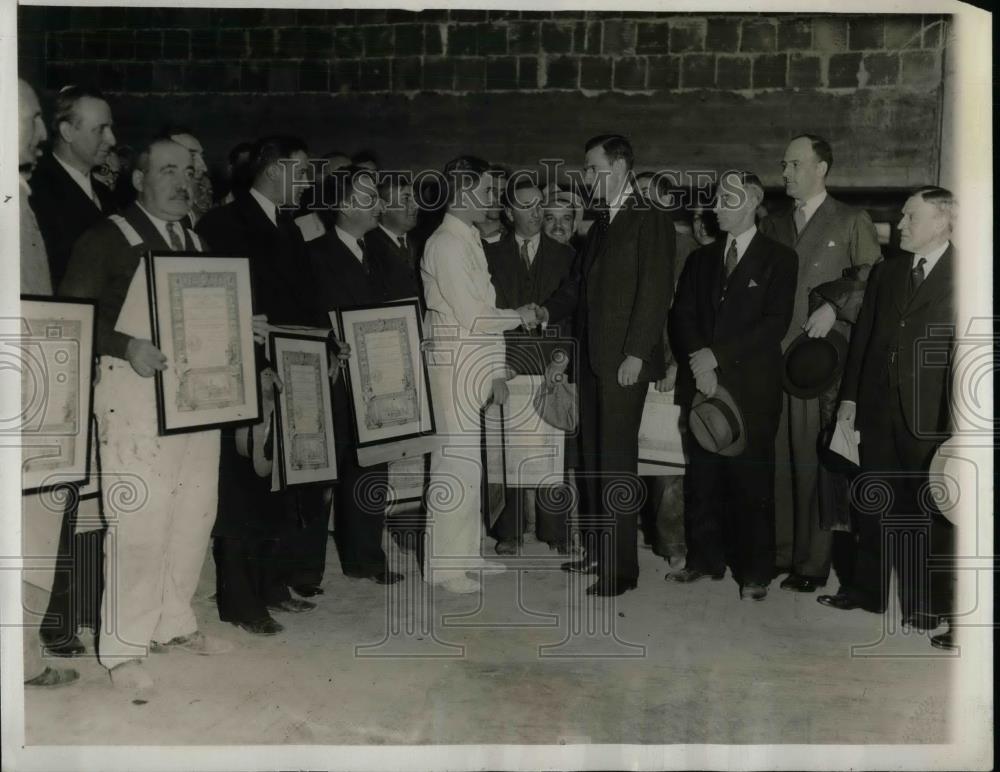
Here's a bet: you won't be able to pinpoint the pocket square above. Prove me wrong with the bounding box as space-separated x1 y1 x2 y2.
827 240 837 247
748 279 759 288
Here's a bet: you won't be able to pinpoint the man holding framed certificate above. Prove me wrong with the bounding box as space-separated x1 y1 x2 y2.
420 156 540 594
60 138 232 690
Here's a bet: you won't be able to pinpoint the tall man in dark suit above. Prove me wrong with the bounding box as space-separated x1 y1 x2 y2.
365 172 422 307
760 135 882 592
28 85 117 657
307 167 404 585
819 187 956 636
486 179 577 555
545 134 674 596
61 139 233 690
669 172 799 600
197 136 327 635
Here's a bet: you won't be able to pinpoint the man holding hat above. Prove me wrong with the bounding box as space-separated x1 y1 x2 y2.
669 171 798 600
760 134 881 593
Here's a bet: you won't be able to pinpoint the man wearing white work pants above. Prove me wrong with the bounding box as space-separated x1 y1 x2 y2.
420 156 539 594
60 138 231 689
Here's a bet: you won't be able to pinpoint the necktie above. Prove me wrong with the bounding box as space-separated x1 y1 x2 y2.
724 238 739 278
910 256 927 296
166 221 184 251
397 234 407 251
519 238 532 271
91 187 102 211
793 203 807 235
357 238 370 275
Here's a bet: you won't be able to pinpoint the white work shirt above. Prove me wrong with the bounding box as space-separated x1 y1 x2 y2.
421 212 521 380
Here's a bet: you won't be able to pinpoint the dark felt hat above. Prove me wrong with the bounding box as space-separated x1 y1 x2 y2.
782 327 850 399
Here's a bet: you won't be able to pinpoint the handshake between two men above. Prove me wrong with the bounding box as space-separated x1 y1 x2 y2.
514 302 549 331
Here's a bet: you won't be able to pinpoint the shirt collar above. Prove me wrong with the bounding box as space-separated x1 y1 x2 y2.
797 190 828 223
379 222 406 245
915 240 949 275
608 182 633 222
442 212 483 246
249 186 277 227
334 225 365 263
725 225 757 263
514 231 540 248
136 201 185 249
53 152 96 200
19 174 31 195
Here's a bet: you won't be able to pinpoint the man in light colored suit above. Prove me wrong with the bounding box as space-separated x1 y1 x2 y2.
760 135 882 593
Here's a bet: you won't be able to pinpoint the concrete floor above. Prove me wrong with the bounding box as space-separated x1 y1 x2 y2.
25 534 954 746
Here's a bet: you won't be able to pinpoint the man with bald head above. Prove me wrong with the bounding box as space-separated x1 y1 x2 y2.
29 85 117 288
61 138 232 690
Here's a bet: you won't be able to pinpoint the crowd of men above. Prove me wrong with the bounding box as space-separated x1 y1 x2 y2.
17 78 957 694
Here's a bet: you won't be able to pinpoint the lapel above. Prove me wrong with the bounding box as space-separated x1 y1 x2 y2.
47 154 105 216
703 239 727 312
904 245 954 316
123 204 171 251
794 194 837 250
717 231 766 310
586 195 638 278
236 191 280 243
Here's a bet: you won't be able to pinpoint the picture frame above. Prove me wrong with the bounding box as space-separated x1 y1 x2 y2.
146 251 260 434
270 331 339 487
336 299 436 465
480 398 507 529
17 296 97 494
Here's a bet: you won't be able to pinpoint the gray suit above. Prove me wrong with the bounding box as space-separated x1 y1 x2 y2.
760 194 881 580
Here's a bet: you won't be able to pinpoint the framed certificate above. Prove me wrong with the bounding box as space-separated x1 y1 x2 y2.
17 296 96 494
270 331 338 486
147 252 260 434
480 399 507 528
386 453 429 505
637 385 687 476
337 299 435 451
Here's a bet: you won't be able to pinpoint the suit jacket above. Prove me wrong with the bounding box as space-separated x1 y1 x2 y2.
575 194 676 382
839 247 955 442
20 180 52 295
671 230 799 427
364 226 423 307
60 203 202 359
29 152 116 289
486 232 576 375
196 191 327 336
759 193 881 350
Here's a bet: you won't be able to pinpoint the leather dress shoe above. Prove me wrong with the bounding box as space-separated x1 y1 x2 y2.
345 569 404 585
291 584 325 597
740 583 769 601
666 568 724 583
780 574 826 593
40 633 86 658
234 617 283 636
585 578 638 596
561 558 598 574
266 598 316 614
902 612 941 632
817 592 868 611
930 629 957 650
494 540 519 556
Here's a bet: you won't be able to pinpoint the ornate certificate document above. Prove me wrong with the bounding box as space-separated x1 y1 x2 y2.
16 297 96 493
148 253 259 433
338 300 435 450
271 332 338 486
502 375 565 488
637 384 686 476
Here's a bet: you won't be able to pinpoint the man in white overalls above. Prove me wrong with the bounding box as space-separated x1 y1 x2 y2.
420 156 539 594
60 139 230 690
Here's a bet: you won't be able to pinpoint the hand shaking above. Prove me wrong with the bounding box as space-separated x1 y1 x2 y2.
516 303 545 331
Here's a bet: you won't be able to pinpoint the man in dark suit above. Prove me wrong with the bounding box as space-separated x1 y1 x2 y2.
29 86 117 287
542 134 675 596
819 187 956 638
759 134 882 593
306 167 404 585
669 171 799 600
27 85 117 657
485 180 577 555
197 136 328 635
365 172 422 307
